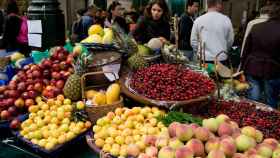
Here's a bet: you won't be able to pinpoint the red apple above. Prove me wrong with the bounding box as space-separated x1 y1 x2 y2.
42 79 50 85
30 65 40 71
4 90 10 97
28 90 37 99
52 64 60 72
17 82 26 92
32 70 41 78
34 83 43 92
27 73 33 79
66 55 73 65
1 110 11 120
8 90 20 98
8 81 17 90
14 98 25 108
21 92 29 99
51 72 61 80
43 69 51 78
55 80 65 89
26 79 33 85
10 119 20 129
27 85 34 91
0 86 7 93
6 98 15 106
25 99 35 107
53 87 62 96
46 91 55 98
59 61 67 70
42 59 52 68
8 106 18 116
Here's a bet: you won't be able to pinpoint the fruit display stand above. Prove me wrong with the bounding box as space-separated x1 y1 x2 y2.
120 64 216 110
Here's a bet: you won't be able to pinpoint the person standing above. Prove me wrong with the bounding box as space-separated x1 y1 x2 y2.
178 0 199 61
241 1 280 108
105 0 123 26
190 0 234 62
133 0 170 44
3 0 29 56
79 5 97 41
71 9 86 43
240 6 270 57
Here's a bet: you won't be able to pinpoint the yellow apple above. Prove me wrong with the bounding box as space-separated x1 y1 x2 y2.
102 144 112 152
95 138 105 148
38 139 47 147
115 136 125 145
76 101 85 110
58 134 67 144
63 99 71 105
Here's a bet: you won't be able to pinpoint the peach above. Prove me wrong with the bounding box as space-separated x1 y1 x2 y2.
156 136 169 148
255 130 264 143
159 146 175 158
176 124 193 142
207 149 226 158
220 136 235 144
194 127 210 142
272 148 280 158
144 135 157 146
236 135 256 152
138 153 150 158
186 139 205 157
205 138 220 153
127 144 141 157
245 148 257 157
256 144 273 158
230 121 239 129
263 138 279 150
202 118 219 133
145 146 158 157
216 114 230 125
189 123 199 131
218 122 233 137
233 153 247 158
175 146 194 158
249 154 265 158
169 138 184 150
169 122 181 138
241 126 257 138
219 138 237 157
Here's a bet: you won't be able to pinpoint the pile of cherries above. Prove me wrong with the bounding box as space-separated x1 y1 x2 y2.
130 64 216 101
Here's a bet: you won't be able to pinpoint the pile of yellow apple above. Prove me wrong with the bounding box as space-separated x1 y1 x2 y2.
20 95 91 150
81 24 114 45
86 83 121 106
92 107 165 157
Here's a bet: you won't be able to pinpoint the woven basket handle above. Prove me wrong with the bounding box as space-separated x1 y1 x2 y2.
81 71 117 99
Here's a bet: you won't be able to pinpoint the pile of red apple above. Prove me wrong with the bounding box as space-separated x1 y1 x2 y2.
140 114 280 158
0 47 74 125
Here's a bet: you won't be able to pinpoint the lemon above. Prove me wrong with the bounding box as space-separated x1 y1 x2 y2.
92 92 106 106
88 24 104 36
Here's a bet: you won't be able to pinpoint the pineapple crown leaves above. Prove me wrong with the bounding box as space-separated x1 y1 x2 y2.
72 46 94 74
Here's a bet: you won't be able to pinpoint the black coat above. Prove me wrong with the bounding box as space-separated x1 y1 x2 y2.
241 20 280 79
133 17 170 44
2 14 21 50
178 13 194 51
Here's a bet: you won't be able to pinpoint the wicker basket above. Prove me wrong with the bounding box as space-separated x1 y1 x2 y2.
120 72 215 110
81 71 124 124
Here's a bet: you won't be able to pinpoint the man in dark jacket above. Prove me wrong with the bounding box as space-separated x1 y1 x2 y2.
178 0 199 61
241 1 280 108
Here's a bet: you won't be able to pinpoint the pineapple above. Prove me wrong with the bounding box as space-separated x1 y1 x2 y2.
63 65 83 101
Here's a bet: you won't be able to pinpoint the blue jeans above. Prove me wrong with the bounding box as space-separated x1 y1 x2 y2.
246 75 280 108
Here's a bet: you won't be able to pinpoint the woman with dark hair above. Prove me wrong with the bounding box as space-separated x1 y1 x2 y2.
105 1 121 26
241 1 280 108
3 0 29 55
133 0 170 44
71 8 87 43
105 1 128 33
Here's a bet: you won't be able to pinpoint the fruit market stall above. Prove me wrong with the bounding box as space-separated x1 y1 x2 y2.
0 24 280 158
